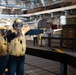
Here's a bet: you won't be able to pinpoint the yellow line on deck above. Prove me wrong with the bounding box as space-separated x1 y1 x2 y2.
54 48 63 53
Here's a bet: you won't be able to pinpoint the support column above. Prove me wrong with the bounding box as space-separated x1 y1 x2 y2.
60 63 68 75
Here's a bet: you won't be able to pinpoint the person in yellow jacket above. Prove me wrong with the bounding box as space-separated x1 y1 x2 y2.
7 19 30 75
0 26 8 75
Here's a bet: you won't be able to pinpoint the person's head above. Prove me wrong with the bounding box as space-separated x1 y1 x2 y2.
0 26 8 36
13 19 23 31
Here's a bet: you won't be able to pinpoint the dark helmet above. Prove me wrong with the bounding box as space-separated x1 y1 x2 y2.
13 19 23 28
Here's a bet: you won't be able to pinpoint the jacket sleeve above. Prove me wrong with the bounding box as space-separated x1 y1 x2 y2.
22 26 30 34
7 30 16 42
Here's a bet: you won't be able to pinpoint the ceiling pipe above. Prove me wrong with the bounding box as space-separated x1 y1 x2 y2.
40 0 45 6
20 5 76 17
0 4 28 9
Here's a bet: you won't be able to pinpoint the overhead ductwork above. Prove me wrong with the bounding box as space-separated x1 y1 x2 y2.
0 0 74 10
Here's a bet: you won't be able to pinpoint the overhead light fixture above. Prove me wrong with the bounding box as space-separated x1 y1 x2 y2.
60 15 66 25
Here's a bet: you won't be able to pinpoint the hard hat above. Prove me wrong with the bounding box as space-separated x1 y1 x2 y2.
0 26 7 35
14 19 23 23
0 26 7 30
13 19 23 28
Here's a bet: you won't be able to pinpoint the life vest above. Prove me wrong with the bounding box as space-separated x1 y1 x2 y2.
8 29 26 56
0 35 7 55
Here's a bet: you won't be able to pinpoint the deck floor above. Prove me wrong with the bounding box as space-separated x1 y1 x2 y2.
25 54 76 75
25 40 76 75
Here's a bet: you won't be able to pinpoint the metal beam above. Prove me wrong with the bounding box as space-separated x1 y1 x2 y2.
20 5 76 17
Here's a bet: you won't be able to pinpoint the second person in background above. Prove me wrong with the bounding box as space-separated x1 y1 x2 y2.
0 26 8 75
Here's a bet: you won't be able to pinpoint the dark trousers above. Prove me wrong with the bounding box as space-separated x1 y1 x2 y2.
0 55 8 75
8 55 25 75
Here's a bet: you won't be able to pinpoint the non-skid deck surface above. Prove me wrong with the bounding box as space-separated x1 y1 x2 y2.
25 54 76 75
25 40 76 75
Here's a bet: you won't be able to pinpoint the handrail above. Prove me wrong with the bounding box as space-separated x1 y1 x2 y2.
41 37 76 49
26 46 76 75
26 47 76 68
